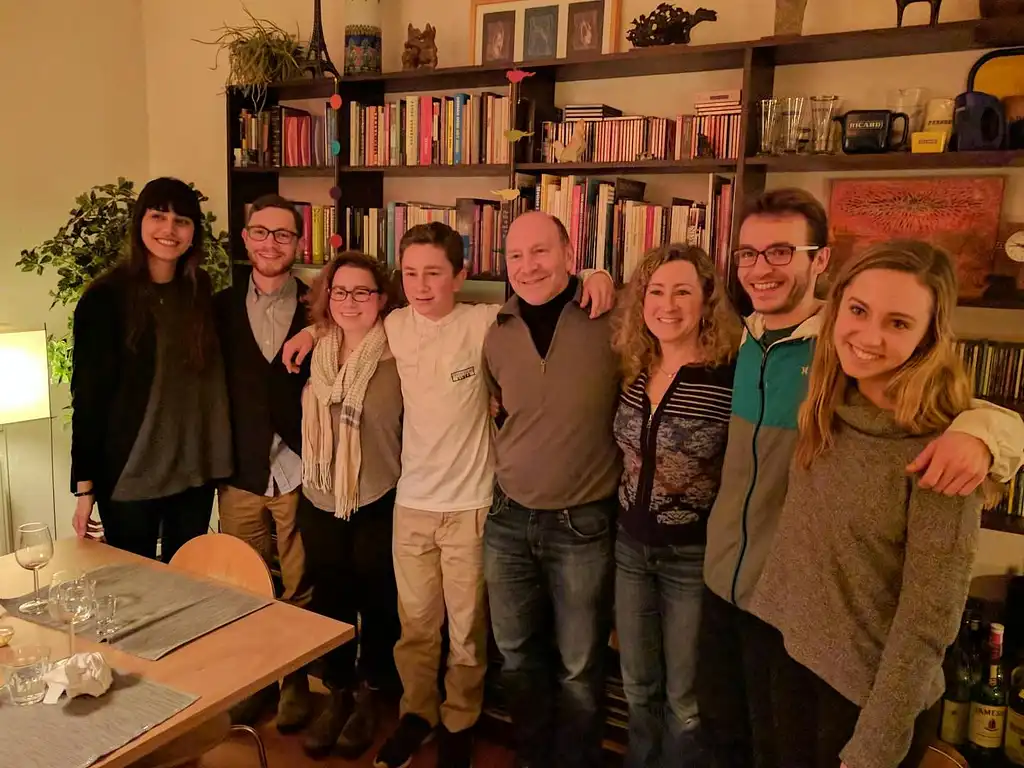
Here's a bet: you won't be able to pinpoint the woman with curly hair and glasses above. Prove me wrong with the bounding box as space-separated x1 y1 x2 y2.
296 250 404 760
610 244 742 768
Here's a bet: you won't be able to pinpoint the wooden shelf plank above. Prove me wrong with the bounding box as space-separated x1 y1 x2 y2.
259 21 995 98
746 150 1024 172
232 166 335 178
518 158 737 175
340 164 510 177
981 510 1024 536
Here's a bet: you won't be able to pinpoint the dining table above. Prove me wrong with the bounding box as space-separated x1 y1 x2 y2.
0 537 354 768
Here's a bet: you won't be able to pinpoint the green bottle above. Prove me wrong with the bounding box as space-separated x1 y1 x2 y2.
968 622 1007 760
941 614 974 746
1006 661 1024 766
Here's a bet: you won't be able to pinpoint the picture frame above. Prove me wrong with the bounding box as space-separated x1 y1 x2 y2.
523 5 559 61
481 10 516 65
566 1 604 60
469 0 621 66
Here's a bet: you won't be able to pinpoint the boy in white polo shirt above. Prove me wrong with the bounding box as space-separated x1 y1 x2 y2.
371 222 614 768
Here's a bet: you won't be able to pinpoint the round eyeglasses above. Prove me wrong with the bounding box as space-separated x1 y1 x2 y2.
732 244 819 268
246 225 298 245
330 287 379 302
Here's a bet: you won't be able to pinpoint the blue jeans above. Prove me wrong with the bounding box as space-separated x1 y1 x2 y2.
615 526 706 768
483 490 615 768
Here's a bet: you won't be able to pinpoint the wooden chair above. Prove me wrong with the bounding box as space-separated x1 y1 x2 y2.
164 533 274 768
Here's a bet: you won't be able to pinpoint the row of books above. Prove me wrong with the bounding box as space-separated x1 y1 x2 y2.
342 199 506 278
529 172 733 283
992 468 1024 518
236 104 339 169
956 339 1024 407
348 93 512 168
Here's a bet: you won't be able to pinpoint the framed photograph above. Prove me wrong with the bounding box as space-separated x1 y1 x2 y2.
481 10 516 65
566 1 604 59
470 0 621 66
523 5 559 61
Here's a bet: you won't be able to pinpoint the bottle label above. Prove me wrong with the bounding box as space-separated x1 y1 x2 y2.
1006 709 1024 765
941 700 969 745
970 703 1007 749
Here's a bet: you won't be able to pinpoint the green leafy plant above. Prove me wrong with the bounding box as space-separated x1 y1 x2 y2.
194 8 305 110
16 177 232 393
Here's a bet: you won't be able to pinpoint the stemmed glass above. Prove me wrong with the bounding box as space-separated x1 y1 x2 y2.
15 522 54 615
49 570 94 658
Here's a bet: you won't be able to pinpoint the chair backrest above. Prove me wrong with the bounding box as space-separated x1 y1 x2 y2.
918 742 968 768
168 533 275 599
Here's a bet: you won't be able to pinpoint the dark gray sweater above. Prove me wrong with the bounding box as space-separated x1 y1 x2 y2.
749 388 981 768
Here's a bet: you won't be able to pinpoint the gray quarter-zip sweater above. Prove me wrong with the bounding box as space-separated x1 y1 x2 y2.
482 280 621 510
749 387 981 768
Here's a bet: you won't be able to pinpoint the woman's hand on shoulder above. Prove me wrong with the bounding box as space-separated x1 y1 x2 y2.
282 329 315 373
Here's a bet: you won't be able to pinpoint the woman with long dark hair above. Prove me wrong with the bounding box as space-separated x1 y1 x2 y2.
69 177 233 561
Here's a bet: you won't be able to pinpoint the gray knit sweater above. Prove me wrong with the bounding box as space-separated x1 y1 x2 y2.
749 388 981 768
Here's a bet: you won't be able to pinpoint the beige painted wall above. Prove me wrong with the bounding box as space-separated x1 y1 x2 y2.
2 0 1021 578
0 0 150 544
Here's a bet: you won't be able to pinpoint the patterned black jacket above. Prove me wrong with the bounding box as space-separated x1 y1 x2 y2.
613 362 735 547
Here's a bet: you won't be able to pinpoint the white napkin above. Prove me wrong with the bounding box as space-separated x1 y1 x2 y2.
42 652 113 704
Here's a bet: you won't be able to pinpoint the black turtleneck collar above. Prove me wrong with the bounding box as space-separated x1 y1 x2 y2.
519 276 578 359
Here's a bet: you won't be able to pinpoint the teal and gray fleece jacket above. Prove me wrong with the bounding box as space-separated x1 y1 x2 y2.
704 308 1024 610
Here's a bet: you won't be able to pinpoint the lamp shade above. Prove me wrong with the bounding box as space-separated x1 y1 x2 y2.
0 330 51 425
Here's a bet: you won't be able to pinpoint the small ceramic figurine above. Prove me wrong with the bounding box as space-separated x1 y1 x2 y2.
402 23 438 70
895 0 942 26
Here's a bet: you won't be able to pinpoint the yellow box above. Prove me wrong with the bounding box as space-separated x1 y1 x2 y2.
911 131 948 153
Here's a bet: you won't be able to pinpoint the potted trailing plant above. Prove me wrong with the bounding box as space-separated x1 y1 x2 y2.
195 8 306 110
15 177 231 393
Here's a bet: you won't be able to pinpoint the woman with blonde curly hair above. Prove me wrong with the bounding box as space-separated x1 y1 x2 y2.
610 244 742 768
749 241 992 768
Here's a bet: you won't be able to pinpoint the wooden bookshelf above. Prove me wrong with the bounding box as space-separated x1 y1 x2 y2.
982 509 1024 536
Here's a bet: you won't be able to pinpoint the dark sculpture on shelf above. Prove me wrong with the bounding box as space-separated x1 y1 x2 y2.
627 4 718 47
895 0 942 27
402 23 438 70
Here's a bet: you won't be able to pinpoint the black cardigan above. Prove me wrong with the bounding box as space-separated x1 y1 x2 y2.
213 275 311 496
69 267 219 498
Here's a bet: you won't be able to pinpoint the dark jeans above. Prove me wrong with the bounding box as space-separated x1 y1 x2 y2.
694 587 784 768
296 489 400 692
483 490 615 768
773 648 940 768
98 483 214 562
615 527 707 768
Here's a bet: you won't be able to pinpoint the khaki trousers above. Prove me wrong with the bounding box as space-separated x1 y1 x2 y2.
392 504 488 733
217 485 311 606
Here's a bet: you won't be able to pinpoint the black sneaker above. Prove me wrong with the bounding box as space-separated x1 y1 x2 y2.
373 713 435 768
437 725 473 768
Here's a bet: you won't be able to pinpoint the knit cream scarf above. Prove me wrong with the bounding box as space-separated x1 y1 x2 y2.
301 321 387 519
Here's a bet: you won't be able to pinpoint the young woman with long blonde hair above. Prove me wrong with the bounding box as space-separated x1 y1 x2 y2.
750 240 992 768
610 244 742 768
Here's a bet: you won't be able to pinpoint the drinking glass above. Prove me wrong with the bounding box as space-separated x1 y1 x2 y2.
14 522 53 615
2 645 50 705
780 96 807 153
49 570 95 658
94 594 119 640
810 95 841 153
889 87 926 149
758 98 782 155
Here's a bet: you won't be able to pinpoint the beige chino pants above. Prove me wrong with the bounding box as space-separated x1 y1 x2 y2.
392 503 488 733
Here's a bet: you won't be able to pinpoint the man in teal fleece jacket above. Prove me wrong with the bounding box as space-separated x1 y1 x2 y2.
696 188 1024 768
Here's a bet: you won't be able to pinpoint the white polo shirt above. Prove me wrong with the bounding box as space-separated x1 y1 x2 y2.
385 302 500 511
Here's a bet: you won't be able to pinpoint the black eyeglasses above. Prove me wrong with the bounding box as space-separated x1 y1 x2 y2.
329 287 379 302
733 244 819 268
246 225 299 245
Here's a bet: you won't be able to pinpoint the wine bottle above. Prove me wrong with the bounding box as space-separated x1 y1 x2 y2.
1006 660 1024 766
968 622 1007 760
941 614 975 746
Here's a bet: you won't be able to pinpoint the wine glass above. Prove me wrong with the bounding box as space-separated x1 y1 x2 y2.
49 570 94 658
15 522 53 615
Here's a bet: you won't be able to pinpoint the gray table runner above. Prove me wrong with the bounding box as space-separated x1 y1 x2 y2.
1 563 272 661
1 671 197 768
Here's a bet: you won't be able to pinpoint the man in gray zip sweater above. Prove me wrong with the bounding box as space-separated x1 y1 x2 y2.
482 211 620 768
696 188 1024 768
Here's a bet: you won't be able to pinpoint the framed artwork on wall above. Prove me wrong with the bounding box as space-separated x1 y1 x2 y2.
469 0 621 66
482 10 516 65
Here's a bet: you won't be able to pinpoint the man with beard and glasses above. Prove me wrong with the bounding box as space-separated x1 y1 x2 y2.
213 194 317 731
696 188 1024 768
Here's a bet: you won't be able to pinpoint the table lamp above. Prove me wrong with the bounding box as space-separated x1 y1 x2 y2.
0 329 52 555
